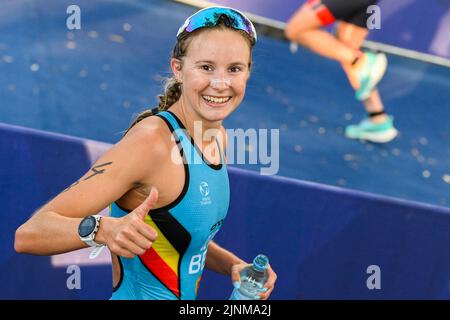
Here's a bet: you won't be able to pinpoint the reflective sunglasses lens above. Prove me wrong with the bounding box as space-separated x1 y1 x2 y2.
183 8 255 41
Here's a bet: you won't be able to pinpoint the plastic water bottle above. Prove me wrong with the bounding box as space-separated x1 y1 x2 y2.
229 254 269 300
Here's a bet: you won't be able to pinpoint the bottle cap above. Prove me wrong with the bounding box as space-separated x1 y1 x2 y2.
253 254 269 271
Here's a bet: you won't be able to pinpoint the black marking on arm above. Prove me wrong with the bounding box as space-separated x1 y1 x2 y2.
62 162 113 192
83 161 113 181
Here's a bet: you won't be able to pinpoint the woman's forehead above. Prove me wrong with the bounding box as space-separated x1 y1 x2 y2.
185 29 251 61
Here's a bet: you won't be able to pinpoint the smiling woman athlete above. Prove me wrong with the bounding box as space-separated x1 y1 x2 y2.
14 7 277 300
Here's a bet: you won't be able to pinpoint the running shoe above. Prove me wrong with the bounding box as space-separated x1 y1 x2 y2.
345 115 398 143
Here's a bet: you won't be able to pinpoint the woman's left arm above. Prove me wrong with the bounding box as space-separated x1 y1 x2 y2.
205 241 244 275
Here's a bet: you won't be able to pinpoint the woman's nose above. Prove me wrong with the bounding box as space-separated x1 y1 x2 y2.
210 77 231 90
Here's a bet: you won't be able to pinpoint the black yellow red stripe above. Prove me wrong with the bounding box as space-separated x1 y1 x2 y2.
139 210 191 298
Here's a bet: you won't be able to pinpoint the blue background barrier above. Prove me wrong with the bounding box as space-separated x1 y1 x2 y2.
2 123 449 299
199 0 450 60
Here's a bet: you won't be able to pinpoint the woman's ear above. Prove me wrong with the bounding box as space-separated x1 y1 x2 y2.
246 62 252 80
170 58 183 83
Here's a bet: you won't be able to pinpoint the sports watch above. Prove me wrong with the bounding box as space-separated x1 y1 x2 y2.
78 215 103 247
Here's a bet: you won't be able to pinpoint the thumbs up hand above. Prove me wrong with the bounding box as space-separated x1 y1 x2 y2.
97 187 159 259
131 186 159 221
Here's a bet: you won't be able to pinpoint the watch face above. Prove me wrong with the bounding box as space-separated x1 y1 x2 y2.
79 216 96 238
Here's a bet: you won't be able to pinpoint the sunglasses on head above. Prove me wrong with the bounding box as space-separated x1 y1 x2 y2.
176 6 257 44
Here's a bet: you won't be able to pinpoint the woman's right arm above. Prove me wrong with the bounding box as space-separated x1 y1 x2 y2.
14 122 165 258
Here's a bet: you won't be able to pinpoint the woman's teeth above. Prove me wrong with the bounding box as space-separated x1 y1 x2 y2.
202 95 231 104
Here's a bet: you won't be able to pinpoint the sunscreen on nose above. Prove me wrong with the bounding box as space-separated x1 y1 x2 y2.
210 77 231 89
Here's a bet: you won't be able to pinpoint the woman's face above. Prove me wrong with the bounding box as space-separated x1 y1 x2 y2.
172 28 252 123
